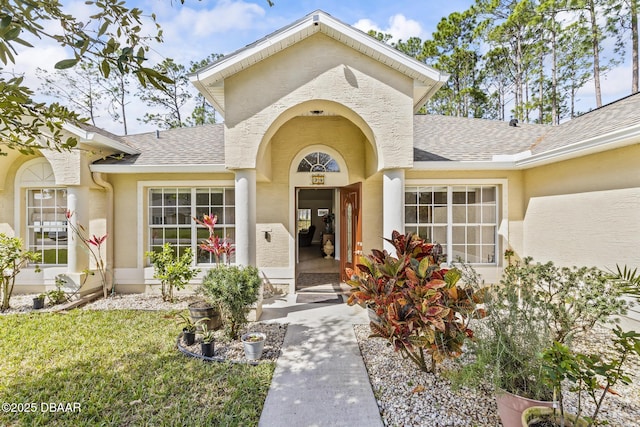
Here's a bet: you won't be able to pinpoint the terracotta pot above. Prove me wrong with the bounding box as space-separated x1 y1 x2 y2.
496 390 553 427
522 406 588 427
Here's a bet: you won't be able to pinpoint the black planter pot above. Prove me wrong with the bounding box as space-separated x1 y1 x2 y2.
201 341 214 357
182 329 195 346
33 297 45 310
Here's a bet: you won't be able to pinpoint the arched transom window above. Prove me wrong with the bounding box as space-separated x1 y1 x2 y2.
297 152 340 173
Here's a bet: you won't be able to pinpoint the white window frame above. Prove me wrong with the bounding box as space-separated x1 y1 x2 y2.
25 188 68 265
405 179 508 265
137 180 235 269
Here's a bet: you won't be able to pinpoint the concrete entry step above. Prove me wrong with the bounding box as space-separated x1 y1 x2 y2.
296 273 349 294
295 293 344 304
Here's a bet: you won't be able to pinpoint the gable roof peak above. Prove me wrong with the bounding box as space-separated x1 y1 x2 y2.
189 10 448 118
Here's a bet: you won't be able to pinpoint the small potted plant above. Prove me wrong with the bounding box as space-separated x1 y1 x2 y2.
176 312 208 346
200 323 215 357
522 327 640 427
241 331 266 360
33 293 45 309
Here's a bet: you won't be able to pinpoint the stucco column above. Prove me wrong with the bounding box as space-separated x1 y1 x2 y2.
383 169 405 253
234 169 257 267
66 186 90 274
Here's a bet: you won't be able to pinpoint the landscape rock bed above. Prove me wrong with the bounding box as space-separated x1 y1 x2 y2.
0 293 201 314
355 324 502 427
354 324 640 427
176 322 287 364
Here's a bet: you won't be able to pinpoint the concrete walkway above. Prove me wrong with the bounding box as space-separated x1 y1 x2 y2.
258 294 384 427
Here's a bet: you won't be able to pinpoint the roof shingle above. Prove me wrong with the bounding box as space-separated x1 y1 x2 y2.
94 124 225 165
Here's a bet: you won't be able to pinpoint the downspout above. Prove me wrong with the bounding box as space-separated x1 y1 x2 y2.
92 172 114 294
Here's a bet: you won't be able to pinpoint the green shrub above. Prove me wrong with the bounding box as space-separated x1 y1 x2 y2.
200 265 262 340
145 243 199 302
453 257 629 401
0 234 40 310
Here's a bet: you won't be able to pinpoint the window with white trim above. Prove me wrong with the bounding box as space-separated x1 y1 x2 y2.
148 187 235 264
26 188 68 265
405 185 497 264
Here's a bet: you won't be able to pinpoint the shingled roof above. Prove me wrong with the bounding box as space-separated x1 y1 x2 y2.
94 124 225 166
413 114 550 162
91 93 640 170
530 93 640 155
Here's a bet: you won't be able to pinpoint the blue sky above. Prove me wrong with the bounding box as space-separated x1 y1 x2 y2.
17 0 631 134
137 0 476 69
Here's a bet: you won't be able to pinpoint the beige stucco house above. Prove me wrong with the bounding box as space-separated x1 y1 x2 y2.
1 11 639 321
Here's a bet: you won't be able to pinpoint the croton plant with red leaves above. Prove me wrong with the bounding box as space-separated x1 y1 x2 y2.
346 230 487 372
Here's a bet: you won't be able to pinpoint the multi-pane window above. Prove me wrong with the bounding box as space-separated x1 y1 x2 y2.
297 152 340 172
27 188 68 265
148 187 235 264
405 185 498 264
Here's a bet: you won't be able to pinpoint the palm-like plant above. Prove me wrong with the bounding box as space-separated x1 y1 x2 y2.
612 265 640 300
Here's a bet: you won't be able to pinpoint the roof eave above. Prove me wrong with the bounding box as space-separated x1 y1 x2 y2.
515 123 640 168
90 164 229 174
63 122 139 155
414 76 449 113
412 161 519 170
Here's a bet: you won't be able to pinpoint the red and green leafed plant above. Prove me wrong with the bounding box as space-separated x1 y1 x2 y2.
66 210 110 298
346 231 487 372
193 214 235 265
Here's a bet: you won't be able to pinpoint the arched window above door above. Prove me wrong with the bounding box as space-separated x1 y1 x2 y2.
297 152 340 173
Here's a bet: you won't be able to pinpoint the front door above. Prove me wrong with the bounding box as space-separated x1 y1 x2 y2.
340 182 362 282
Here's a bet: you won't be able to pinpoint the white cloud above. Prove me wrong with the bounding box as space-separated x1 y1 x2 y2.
353 14 427 42
162 0 266 39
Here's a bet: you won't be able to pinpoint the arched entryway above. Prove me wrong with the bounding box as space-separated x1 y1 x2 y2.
253 101 380 295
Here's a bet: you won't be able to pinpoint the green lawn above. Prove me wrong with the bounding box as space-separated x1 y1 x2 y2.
0 310 274 426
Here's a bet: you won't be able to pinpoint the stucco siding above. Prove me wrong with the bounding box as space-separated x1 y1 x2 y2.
224 33 414 171
110 174 140 269
0 150 23 192
256 223 290 268
523 188 640 267
523 144 640 268
0 156 23 236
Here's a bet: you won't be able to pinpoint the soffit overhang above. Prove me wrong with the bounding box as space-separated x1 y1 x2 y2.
62 123 139 155
189 10 449 118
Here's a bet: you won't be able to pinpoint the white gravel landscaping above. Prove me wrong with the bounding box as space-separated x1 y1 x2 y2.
354 323 640 427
